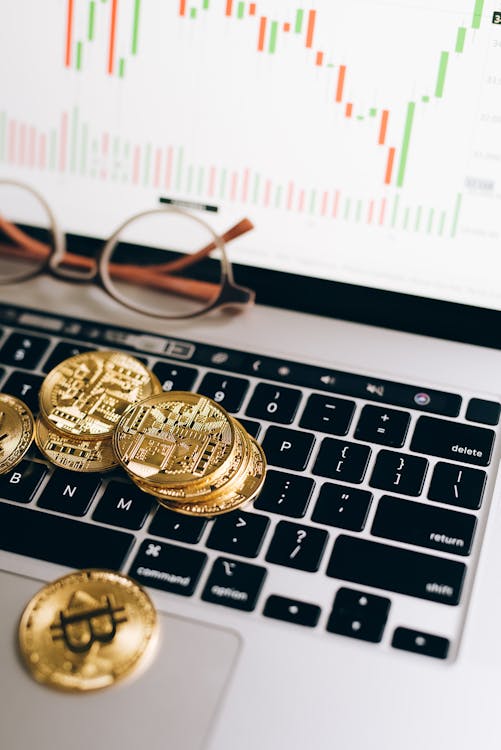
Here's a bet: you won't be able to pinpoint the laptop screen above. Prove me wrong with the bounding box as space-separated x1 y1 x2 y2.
1 1 500 314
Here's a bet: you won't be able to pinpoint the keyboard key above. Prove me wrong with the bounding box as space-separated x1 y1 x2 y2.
312 483 372 531
42 341 93 373
206 511 270 558
299 394 355 436
326 587 390 643
0 460 48 503
0 502 133 569
246 383 302 424
263 595 321 627
149 506 207 544
265 521 328 572
371 495 476 556
37 470 101 516
391 627 450 659
2 371 44 413
370 450 427 496
261 426 315 471
326 535 466 605
198 372 250 412
410 416 494 467
92 481 154 530
226 354 461 417
428 462 486 510
313 438 371 484
151 361 199 392
0 332 50 369
202 557 267 611
354 405 410 448
253 470 314 518
130 540 207 597
238 418 261 438
465 398 500 426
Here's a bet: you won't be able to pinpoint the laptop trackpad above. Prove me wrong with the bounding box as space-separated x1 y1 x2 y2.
0 570 240 750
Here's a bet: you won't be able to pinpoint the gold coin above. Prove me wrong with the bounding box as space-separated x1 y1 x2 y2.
39 350 162 439
146 436 267 517
138 418 251 502
113 391 235 487
35 415 118 473
18 569 158 692
0 393 34 474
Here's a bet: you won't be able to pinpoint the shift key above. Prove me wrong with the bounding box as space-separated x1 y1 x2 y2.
326 535 466 605
410 416 494 467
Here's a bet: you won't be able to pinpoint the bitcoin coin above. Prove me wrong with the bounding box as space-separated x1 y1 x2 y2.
113 391 236 487
0 393 34 474
39 350 162 439
134 417 250 501
35 415 118 472
144 436 266 516
18 569 158 692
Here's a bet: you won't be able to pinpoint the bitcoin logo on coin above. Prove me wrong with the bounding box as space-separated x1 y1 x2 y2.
0 393 34 474
18 570 158 692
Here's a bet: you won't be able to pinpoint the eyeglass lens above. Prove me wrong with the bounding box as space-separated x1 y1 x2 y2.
0 183 55 283
103 211 225 318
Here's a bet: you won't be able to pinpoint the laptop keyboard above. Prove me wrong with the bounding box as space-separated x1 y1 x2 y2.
0 303 499 663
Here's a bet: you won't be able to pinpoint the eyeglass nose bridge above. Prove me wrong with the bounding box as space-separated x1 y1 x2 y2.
48 246 99 282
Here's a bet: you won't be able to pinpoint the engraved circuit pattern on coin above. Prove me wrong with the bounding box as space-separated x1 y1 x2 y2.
40 351 162 438
138 418 250 501
150 436 266 517
0 393 34 474
113 392 235 486
35 416 119 472
18 570 158 692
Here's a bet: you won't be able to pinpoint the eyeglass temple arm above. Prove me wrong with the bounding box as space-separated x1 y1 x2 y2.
0 216 51 259
0 216 251 304
145 217 254 274
0 215 254 276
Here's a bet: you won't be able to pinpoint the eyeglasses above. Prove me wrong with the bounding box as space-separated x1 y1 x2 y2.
0 179 255 320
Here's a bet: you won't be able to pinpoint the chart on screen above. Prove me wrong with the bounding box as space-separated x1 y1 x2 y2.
1 0 501 309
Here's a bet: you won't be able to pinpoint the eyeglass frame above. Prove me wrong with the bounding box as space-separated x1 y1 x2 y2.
0 178 255 320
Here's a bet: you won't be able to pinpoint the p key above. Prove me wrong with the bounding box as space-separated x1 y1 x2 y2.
261 426 315 471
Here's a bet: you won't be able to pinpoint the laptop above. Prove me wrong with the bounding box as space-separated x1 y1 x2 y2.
1 1 501 748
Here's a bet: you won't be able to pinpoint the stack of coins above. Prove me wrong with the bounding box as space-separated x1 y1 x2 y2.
35 351 162 472
113 391 266 516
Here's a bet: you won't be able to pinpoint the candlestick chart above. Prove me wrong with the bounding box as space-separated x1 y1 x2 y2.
1 0 501 309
